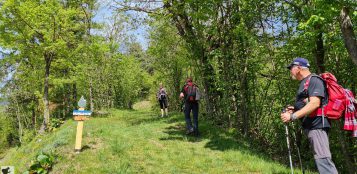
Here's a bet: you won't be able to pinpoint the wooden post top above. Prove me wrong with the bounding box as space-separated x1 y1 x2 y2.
74 115 89 121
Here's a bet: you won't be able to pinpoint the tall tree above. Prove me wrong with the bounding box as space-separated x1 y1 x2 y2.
340 6 357 65
0 0 89 132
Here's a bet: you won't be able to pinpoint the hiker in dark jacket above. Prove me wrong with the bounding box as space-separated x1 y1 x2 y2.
281 57 338 174
179 77 200 136
157 83 168 117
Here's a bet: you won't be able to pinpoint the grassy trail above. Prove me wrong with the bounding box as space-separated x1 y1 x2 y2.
0 101 309 173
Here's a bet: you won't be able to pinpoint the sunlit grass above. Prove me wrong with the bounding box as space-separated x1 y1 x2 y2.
0 101 313 174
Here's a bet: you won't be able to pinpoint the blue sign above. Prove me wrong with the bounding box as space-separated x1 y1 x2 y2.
73 110 92 116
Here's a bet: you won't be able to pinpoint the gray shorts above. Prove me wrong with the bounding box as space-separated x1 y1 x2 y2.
304 129 331 159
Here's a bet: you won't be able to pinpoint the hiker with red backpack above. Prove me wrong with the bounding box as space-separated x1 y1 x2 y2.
157 83 168 117
179 77 200 136
281 58 338 174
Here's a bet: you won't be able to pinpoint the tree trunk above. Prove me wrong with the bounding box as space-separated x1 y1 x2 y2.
73 83 77 109
128 101 133 109
200 58 217 118
89 77 94 111
63 86 69 119
15 99 22 143
32 108 36 130
163 1 218 118
173 61 182 111
240 58 249 136
339 6 357 66
39 53 52 133
314 30 325 74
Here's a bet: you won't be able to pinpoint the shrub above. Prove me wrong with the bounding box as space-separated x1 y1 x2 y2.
23 153 55 174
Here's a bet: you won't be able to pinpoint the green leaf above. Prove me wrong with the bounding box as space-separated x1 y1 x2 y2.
37 167 47 174
37 154 49 163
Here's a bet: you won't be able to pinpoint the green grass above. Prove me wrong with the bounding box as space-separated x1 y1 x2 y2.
0 101 313 174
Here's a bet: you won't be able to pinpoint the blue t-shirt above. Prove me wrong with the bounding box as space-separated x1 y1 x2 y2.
294 74 330 130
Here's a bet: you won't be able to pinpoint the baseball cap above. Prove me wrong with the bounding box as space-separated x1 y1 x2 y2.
287 57 310 70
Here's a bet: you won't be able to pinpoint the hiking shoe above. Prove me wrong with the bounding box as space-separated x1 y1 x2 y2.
186 128 194 135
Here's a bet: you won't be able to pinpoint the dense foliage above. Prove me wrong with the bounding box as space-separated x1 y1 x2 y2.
1 0 356 173
0 0 150 154
119 0 357 173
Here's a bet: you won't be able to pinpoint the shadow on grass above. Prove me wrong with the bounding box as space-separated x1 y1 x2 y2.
114 110 270 161
116 109 163 126
160 113 278 164
128 111 182 126
81 145 91 152
164 114 182 124
128 116 161 126
160 122 203 142
201 123 279 164
109 109 282 166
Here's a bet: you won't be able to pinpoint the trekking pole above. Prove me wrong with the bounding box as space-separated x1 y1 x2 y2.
282 108 294 174
285 124 294 174
292 123 304 174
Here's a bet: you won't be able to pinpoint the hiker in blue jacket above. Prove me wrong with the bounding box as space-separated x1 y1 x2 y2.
281 57 338 174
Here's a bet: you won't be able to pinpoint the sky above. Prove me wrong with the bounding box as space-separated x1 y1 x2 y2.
93 0 151 50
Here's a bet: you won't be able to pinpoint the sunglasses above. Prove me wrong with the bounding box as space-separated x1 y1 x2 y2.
288 65 300 70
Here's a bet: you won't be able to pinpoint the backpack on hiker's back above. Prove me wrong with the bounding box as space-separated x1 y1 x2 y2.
184 82 200 102
158 88 167 100
304 72 357 136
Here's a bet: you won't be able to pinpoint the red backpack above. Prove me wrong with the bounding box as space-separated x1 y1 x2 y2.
304 73 348 119
304 73 357 137
184 82 198 102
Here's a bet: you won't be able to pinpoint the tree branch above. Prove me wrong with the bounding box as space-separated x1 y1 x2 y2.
112 3 163 15
283 0 303 20
11 8 44 40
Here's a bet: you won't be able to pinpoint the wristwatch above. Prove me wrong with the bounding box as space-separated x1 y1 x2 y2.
290 113 297 121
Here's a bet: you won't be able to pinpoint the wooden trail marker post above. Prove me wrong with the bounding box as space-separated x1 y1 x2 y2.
73 96 91 153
